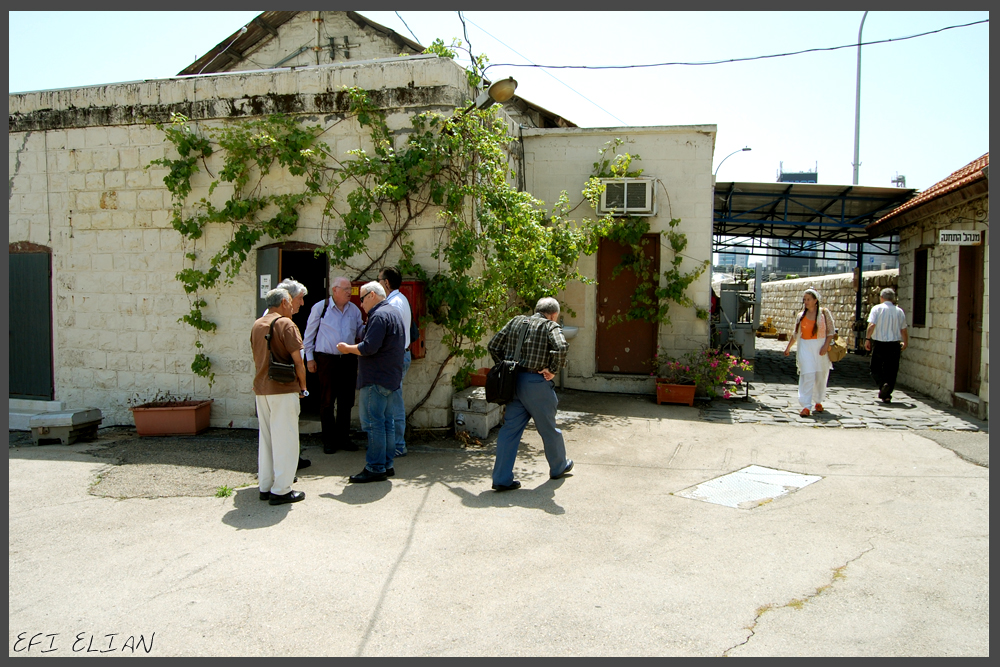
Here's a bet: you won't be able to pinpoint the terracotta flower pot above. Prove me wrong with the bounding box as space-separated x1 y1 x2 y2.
131 399 214 436
655 382 696 406
469 367 491 387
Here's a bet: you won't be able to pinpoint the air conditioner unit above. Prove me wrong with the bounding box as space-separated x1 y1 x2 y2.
599 178 654 216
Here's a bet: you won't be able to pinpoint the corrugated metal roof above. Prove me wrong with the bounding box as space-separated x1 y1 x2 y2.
866 153 988 236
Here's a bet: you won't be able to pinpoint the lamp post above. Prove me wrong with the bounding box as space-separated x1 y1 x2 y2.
852 11 868 185
460 77 518 115
714 146 752 178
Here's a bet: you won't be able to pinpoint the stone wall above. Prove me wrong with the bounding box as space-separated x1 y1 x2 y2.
226 12 420 72
760 270 899 348
8 58 479 429
895 195 988 414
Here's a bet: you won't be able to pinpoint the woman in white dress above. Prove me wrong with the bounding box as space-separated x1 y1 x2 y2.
783 288 836 417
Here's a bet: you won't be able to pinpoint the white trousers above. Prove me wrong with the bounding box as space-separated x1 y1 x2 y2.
256 393 301 496
798 371 829 409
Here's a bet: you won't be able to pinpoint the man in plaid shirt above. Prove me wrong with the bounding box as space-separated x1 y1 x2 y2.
487 297 574 491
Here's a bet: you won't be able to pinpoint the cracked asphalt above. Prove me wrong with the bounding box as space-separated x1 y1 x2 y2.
8 389 989 656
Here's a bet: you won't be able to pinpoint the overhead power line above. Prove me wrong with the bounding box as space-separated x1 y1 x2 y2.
482 19 988 73
462 15 628 126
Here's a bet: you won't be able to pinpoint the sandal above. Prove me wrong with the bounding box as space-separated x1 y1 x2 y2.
799 408 811 417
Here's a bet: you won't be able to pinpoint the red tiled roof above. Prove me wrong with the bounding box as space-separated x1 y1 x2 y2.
868 153 988 232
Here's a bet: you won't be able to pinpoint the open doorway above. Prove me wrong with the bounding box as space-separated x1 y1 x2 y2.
256 243 328 418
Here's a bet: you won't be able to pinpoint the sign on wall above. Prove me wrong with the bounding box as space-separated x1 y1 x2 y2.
939 230 983 246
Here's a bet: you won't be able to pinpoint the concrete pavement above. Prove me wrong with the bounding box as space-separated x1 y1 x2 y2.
8 390 989 656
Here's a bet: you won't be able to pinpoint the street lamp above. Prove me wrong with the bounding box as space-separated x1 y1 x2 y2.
852 11 869 185
460 77 518 115
714 146 752 178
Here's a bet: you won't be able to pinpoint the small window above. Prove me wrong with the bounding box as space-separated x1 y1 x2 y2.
912 247 928 327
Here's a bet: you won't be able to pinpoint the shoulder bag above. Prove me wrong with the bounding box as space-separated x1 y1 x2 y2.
266 317 298 384
823 309 847 362
485 317 530 405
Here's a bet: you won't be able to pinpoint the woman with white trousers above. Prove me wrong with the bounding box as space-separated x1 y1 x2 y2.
783 288 836 417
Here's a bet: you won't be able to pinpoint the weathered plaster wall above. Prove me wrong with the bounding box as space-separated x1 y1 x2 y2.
895 195 989 413
523 126 717 392
9 57 478 429
226 12 419 72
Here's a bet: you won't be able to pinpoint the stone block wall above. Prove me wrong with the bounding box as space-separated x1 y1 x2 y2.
9 58 477 429
895 195 988 413
760 270 898 348
227 12 420 72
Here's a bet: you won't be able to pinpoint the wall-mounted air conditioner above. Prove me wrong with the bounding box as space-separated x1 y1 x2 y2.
599 178 654 216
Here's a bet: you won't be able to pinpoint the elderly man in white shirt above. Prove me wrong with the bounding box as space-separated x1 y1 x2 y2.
378 267 413 458
865 287 909 404
303 276 365 454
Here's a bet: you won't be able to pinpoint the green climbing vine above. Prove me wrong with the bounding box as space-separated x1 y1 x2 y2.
150 59 612 407
583 139 710 326
150 51 708 408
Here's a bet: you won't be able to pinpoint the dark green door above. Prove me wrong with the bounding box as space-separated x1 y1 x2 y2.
10 253 54 399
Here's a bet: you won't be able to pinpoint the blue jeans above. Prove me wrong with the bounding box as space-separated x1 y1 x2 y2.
389 350 411 453
492 372 569 487
359 383 394 473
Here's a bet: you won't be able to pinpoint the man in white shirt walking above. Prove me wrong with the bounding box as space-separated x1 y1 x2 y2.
303 276 365 454
378 267 412 458
865 287 909 403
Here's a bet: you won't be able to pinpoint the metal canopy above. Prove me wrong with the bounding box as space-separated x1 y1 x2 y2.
714 182 915 258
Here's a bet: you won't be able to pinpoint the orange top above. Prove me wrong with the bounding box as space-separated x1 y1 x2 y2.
800 317 818 339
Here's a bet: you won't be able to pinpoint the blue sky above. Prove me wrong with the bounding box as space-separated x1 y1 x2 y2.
9 11 989 190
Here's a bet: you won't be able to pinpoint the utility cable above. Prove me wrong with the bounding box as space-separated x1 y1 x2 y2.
462 15 628 126
395 11 421 45
482 19 988 73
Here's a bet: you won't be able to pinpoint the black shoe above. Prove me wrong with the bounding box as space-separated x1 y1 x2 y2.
551 459 574 480
297 457 311 470
259 491 271 501
386 467 395 477
492 480 521 492
878 384 890 400
349 468 388 483
268 490 305 505
323 444 338 454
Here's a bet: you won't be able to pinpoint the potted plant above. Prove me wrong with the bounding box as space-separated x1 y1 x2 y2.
650 353 697 406
684 347 752 400
650 347 752 405
128 391 214 436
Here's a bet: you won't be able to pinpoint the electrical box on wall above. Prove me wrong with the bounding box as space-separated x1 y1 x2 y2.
599 178 655 216
350 280 427 359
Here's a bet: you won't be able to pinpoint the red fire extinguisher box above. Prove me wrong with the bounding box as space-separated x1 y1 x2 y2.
350 280 427 359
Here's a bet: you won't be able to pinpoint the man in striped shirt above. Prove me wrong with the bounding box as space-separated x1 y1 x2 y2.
865 287 909 403
487 297 574 492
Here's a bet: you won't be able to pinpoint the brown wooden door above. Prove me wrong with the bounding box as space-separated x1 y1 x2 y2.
955 241 985 393
596 235 659 374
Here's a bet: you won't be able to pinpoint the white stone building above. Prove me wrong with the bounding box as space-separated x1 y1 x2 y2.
9 11 716 430
865 153 989 420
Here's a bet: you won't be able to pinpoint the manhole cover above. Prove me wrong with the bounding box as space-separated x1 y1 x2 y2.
674 465 822 509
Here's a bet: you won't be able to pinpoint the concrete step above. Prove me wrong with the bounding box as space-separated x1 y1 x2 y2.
9 399 66 431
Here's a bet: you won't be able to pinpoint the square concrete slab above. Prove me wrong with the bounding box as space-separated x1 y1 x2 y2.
674 464 822 509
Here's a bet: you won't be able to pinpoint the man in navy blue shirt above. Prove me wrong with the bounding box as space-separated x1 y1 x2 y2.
337 281 406 483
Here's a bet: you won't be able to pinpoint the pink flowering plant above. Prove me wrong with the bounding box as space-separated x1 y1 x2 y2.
651 347 752 399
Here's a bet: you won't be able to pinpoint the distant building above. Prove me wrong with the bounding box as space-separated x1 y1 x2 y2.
777 161 818 184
